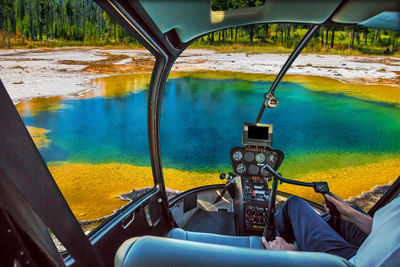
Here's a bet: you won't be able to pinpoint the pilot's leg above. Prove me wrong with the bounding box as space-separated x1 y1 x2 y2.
274 196 359 259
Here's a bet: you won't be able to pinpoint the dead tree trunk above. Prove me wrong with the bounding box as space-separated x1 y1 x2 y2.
29 0 35 41
209 33 214 44
325 27 329 46
350 29 355 49
392 33 397 52
235 27 238 42
356 31 360 45
249 26 254 43
321 29 324 47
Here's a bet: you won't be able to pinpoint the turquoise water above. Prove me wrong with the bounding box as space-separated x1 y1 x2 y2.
21 77 400 173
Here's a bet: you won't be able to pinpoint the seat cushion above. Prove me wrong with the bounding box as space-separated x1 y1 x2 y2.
115 236 352 267
167 228 264 249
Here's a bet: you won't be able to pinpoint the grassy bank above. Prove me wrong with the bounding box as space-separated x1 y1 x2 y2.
0 39 145 50
191 42 400 57
2 37 399 58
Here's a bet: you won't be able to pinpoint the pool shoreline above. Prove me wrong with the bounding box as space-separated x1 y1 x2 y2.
15 71 400 118
2 48 400 102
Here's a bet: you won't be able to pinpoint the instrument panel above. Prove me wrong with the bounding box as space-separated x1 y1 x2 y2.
231 146 284 233
230 146 283 177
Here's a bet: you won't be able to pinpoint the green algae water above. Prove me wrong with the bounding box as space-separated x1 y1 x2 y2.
19 74 400 184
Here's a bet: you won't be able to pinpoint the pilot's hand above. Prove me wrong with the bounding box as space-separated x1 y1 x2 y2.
262 236 298 251
324 193 354 222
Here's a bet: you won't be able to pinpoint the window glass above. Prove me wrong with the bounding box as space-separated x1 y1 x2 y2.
211 0 266 11
2 0 156 246
162 25 400 211
16 61 154 234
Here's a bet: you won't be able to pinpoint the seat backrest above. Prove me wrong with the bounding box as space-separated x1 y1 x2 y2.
115 236 353 267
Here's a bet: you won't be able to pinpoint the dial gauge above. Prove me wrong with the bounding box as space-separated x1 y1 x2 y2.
244 152 255 162
236 163 246 174
232 151 243 161
255 153 266 163
249 164 259 175
268 153 277 164
261 167 269 176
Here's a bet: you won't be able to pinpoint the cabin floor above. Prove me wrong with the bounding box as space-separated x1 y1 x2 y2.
184 210 236 235
170 187 316 238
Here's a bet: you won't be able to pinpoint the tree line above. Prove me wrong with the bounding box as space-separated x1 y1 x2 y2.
208 0 399 53
0 0 136 47
201 24 399 53
0 0 398 54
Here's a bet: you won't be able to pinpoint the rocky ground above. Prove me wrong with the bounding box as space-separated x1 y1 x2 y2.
1 47 399 102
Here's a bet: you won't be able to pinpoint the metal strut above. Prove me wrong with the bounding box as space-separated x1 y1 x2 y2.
256 24 321 123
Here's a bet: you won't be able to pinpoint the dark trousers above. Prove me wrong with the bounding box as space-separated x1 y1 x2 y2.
275 196 368 259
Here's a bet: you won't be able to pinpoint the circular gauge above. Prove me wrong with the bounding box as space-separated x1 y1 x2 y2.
255 153 266 163
249 164 259 175
268 153 277 164
232 151 243 161
261 167 269 176
236 164 247 174
244 152 255 162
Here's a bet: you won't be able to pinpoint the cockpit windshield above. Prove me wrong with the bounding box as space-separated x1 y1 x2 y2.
161 29 400 211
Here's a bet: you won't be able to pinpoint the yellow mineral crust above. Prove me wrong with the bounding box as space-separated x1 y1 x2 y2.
16 96 65 117
26 126 51 148
292 75 400 107
278 158 400 204
85 73 152 99
49 158 399 221
48 162 220 221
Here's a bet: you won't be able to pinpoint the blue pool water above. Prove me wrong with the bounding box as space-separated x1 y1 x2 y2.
21 76 400 173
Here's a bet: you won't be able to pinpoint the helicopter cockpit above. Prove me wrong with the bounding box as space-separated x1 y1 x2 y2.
160 23 343 245
114 118 349 266
166 119 338 235
1 0 400 266
169 122 285 237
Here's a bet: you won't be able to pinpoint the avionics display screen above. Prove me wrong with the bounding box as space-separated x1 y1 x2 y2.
242 123 273 147
248 125 269 140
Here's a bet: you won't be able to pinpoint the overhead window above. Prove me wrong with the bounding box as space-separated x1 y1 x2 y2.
211 0 266 11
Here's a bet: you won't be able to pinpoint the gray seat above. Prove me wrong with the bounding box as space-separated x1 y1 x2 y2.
115 235 352 267
167 228 264 249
